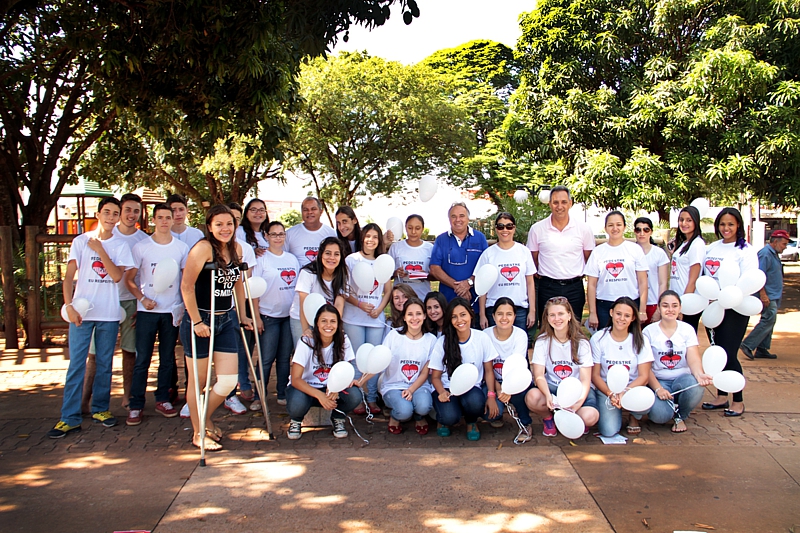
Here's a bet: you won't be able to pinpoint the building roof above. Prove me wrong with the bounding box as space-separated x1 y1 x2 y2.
60 179 114 198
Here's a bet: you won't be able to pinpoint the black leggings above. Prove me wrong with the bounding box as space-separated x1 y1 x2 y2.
682 312 701 332
705 310 749 403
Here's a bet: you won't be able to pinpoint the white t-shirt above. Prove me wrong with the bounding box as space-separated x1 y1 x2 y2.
284 223 337 268
643 246 669 305
388 240 433 300
428 329 497 389
703 240 759 283
670 238 705 296
643 321 699 380
235 226 268 251
68 231 134 322
255 249 299 317
236 238 257 271
289 269 337 320
342 253 386 328
131 236 189 313
379 330 436 395
112 227 149 301
289 335 355 389
486 326 530 383
526 215 595 279
474 243 537 308
590 330 654 384
584 241 647 301
532 337 593 388
172 226 205 250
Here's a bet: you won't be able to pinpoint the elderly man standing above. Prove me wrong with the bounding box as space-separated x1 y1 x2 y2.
285 197 337 268
740 229 790 360
526 186 595 326
429 202 488 313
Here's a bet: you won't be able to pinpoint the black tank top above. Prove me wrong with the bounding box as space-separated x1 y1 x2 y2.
195 261 240 312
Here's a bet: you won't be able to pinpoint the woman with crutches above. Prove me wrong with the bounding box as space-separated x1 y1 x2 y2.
180 205 253 452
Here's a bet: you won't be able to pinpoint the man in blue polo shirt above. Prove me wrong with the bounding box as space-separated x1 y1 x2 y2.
430 202 488 313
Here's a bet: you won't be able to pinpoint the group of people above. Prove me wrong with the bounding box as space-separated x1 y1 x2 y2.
49 186 782 448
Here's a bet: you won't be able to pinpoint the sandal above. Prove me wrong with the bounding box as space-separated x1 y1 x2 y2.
466 423 481 441
388 424 403 435
367 402 382 414
353 405 367 415
205 425 223 442
240 389 255 402
193 435 223 452
415 422 429 435
672 419 687 433
626 424 641 436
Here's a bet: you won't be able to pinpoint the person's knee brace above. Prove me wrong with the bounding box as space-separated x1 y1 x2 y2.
213 374 238 396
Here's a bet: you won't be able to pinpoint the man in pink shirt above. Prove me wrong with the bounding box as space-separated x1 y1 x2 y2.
526 186 595 326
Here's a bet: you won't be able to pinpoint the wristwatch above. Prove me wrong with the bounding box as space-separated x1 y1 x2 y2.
467 279 474 287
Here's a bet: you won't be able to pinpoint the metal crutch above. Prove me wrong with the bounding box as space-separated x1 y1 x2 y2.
193 263 217 467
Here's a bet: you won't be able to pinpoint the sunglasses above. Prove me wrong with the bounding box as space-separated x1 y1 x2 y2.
495 223 516 231
634 227 652 233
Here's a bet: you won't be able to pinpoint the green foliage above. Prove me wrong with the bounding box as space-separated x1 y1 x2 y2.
279 209 303 228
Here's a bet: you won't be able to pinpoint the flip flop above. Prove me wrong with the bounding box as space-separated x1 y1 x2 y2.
193 436 223 452
672 420 687 433
626 424 641 435
205 425 223 442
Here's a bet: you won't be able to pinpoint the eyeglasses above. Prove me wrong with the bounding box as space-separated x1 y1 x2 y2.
495 223 516 230
248 208 267 214
634 227 652 233
267 232 286 238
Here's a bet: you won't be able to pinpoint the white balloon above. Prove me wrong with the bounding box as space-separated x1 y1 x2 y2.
606 365 630 394
554 410 585 439
367 344 392 374
355 343 374 374
718 285 744 310
538 189 551 204
713 370 746 394
72 297 91 317
513 189 529 203
60 304 71 323
556 377 583 408
621 386 655 412
502 353 529 373
449 364 479 396
734 295 763 316
119 306 127 322
716 261 740 288
701 301 725 328
247 276 267 299
690 197 710 218
501 368 532 395
474 264 499 297
373 254 395 284
352 261 375 293
419 175 438 202
303 293 326 325
702 345 727 376
386 217 403 242
736 269 767 295
695 276 721 301
152 258 180 294
680 293 709 316
327 361 355 393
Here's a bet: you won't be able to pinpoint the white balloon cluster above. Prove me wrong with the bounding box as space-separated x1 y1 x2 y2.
500 353 532 395
351 255 394 294
680 266 766 328
701 345 746 393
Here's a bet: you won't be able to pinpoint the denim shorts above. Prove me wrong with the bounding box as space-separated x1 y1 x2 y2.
548 382 598 410
179 309 239 359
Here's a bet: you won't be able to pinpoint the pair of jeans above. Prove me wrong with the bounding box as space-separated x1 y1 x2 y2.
485 305 530 333
432 386 486 425
594 389 650 437
344 323 386 402
382 388 433 422
481 383 506 422
741 298 779 355
596 298 640 330
536 276 586 328
257 315 293 400
705 309 749 403
129 312 178 410
648 374 704 423
235 327 254 396
285 385 363 421
61 321 119 426
290 317 304 347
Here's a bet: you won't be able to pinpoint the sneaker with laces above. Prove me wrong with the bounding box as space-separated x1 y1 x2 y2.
542 416 557 437
47 421 81 439
155 401 178 418
180 403 190 419
332 418 348 438
287 420 303 440
92 411 118 428
126 409 142 426
249 399 261 411
516 424 533 443
224 396 247 415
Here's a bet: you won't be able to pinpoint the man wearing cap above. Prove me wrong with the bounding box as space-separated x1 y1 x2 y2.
740 229 790 360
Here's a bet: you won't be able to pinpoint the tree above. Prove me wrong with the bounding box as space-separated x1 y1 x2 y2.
282 51 474 219
506 0 800 214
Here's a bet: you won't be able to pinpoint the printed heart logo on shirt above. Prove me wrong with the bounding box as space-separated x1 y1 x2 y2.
660 354 681 369
671 260 677 276
493 361 504 375
281 270 297 285
91 260 108 279
405 264 423 272
553 364 573 379
313 366 329 383
370 279 380 294
605 262 624 278
305 249 318 262
500 266 520 282
705 259 720 275
401 363 419 380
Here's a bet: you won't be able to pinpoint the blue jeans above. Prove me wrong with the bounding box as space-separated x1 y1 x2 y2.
236 326 254 395
344 323 386 402
648 374 705 423
432 386 486 425
383 388 433 422
594 389 650 437
61 321 119 426
286 385 363 421
257 315 293 400
481 383 506 422
742 298 779 355
129 312 178 410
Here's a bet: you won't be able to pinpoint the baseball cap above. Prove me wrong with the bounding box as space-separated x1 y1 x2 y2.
770 229 790 240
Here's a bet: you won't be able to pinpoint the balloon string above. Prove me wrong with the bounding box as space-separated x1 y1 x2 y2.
709 328 716 346
360 386 374 424
669 383 702 396
506 402 530 445
334 409 369 445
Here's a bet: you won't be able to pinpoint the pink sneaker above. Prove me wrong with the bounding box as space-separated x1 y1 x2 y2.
542 416 557 437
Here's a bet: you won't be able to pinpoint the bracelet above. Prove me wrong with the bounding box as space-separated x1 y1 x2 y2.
193 320 203 327
487 391 497 397
65 303 74 308
655 387 663 394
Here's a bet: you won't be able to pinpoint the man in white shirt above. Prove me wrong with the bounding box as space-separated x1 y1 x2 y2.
526 186 595 326
168 193 204 249
284 197 337 268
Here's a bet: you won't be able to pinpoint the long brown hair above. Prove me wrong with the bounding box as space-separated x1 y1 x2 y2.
598 296 645 353
536 297 587 364
389 284 418 328
442 298 473 376
302 304 347 368
241 198 269 249
205 205 242 269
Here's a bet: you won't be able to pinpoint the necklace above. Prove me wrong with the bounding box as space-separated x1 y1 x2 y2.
407 330 424 340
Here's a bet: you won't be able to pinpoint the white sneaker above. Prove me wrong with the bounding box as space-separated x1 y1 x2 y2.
249 399 261 411
287 420 302 440
180 403 190 419
332 418 348 439
224 396 247 415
